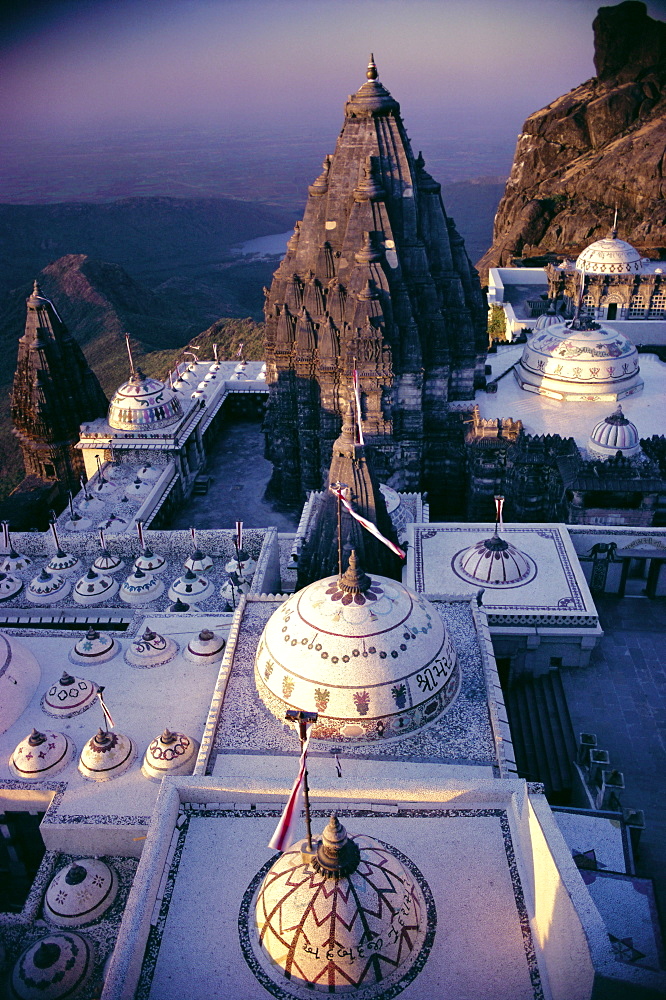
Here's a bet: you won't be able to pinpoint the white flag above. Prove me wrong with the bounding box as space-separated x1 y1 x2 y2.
331 487 406 560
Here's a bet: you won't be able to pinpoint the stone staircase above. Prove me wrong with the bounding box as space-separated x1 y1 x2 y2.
505 670 578 803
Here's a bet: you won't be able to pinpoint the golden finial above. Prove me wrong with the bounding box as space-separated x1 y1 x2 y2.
366 53 378 81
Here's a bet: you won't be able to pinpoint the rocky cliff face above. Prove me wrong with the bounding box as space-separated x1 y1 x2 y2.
478 1 666 278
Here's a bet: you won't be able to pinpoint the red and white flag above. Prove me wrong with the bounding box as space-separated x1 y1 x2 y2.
235 520 243 553
352 370 365 446
97 687 115 730
236 342 244 358
269 726 312 852
331 487 406 560
494 495 505 528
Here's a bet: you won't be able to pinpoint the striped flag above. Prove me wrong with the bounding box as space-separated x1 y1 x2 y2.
494 495 505 528
236 342 244 358
331 486 406 560
235 520 243 553
269 726 312 852
97 687 115 730
352 369 365 446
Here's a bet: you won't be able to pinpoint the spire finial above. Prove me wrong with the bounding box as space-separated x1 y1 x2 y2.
366 53 378 81
339 549 371 593
611 206 618 239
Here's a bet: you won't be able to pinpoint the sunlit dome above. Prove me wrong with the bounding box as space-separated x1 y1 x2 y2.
514 318 643 401
255 552 459 742
576 235 644 275
588 406 641 459
452 532 536 588
249 814 431 997
534 307 563 331
108 372 183 431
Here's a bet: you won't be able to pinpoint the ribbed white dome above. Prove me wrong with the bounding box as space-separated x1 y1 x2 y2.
588 406 641 459
515 318 643 401
534 309 562 331
108 373 182 431
255 552 459 741
452 533 536 588
576 236 643 275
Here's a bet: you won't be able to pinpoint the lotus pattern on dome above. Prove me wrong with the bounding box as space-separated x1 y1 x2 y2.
306 576 407 629
11 932 96 999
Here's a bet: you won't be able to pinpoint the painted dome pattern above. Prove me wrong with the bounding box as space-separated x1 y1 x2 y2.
452 533 536 588
254 554 459 742
44 859 117 927
108 374 182 431
588 406 641 458
575 236 643 275
9 729 75 779
11 932 95 1000
515 319 643 401
248 817 431 998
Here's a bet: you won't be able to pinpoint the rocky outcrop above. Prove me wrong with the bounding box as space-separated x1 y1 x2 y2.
478 2 666 279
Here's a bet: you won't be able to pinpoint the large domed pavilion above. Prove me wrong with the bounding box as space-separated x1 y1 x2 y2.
254 552 459 741
514 317 643 401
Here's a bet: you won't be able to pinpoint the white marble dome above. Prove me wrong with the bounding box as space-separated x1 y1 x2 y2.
141 728 199 780
42 671 98 718
11 932 96 999
534 308 562 331
514 318 643 401
108 373 183 431
250 815 430 997
255 553 459 741
452 532 537 588
44 859 117 927
588 406 641 459
575 235 644 275
9 728 76 780
0 633 40 735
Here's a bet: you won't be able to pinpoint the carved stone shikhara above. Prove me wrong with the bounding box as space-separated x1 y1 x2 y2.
263 59 487 508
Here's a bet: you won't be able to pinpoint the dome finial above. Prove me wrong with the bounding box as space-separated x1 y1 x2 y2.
366 53 378 80
339 549 371 594
315 813 361 877
611 205 619 239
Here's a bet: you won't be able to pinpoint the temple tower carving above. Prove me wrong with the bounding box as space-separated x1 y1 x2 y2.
263 57 487 509
11 282 108 494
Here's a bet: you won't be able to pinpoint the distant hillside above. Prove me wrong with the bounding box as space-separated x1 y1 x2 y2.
0 254 264 499
0 196 297 296
478 1 666 279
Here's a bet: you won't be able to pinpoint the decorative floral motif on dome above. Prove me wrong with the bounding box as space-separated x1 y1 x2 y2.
576 236 644 276
108 373 183 431
324 577 384 606
307 577 403 627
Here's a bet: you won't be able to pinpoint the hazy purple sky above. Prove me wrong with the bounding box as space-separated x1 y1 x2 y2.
3 0 664 141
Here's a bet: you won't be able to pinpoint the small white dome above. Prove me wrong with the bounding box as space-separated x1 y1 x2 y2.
255 552 459 742
588 406 641 458
78 728 136 781
183 628 226 663
73 568 119 606
168 569 214 603
42 671 98 718
141 728 199 780
576 235 643 275
26 569 70 605
452 533 536 588
119 568 165 605
0 571 23 601
69 628 119 665
534 308 563 331
133 547 167 574
11 932 96 999
124 628 178 668
10 728 76 779
44 859 117 927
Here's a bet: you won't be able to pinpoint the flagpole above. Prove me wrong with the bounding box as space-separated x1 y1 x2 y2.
331 481 347 578
286 709 318 854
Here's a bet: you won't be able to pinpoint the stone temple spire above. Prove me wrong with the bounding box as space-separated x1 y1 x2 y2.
296 403 402 587
11 281 108 495
263 58 487 511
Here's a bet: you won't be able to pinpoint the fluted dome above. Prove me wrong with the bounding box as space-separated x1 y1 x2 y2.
576 236 644 275
588 406 641 459
255 552 459 741
534 308 562 331
452 532 537 588
515 318 643 401
250 815 430 996
108 372 182 431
